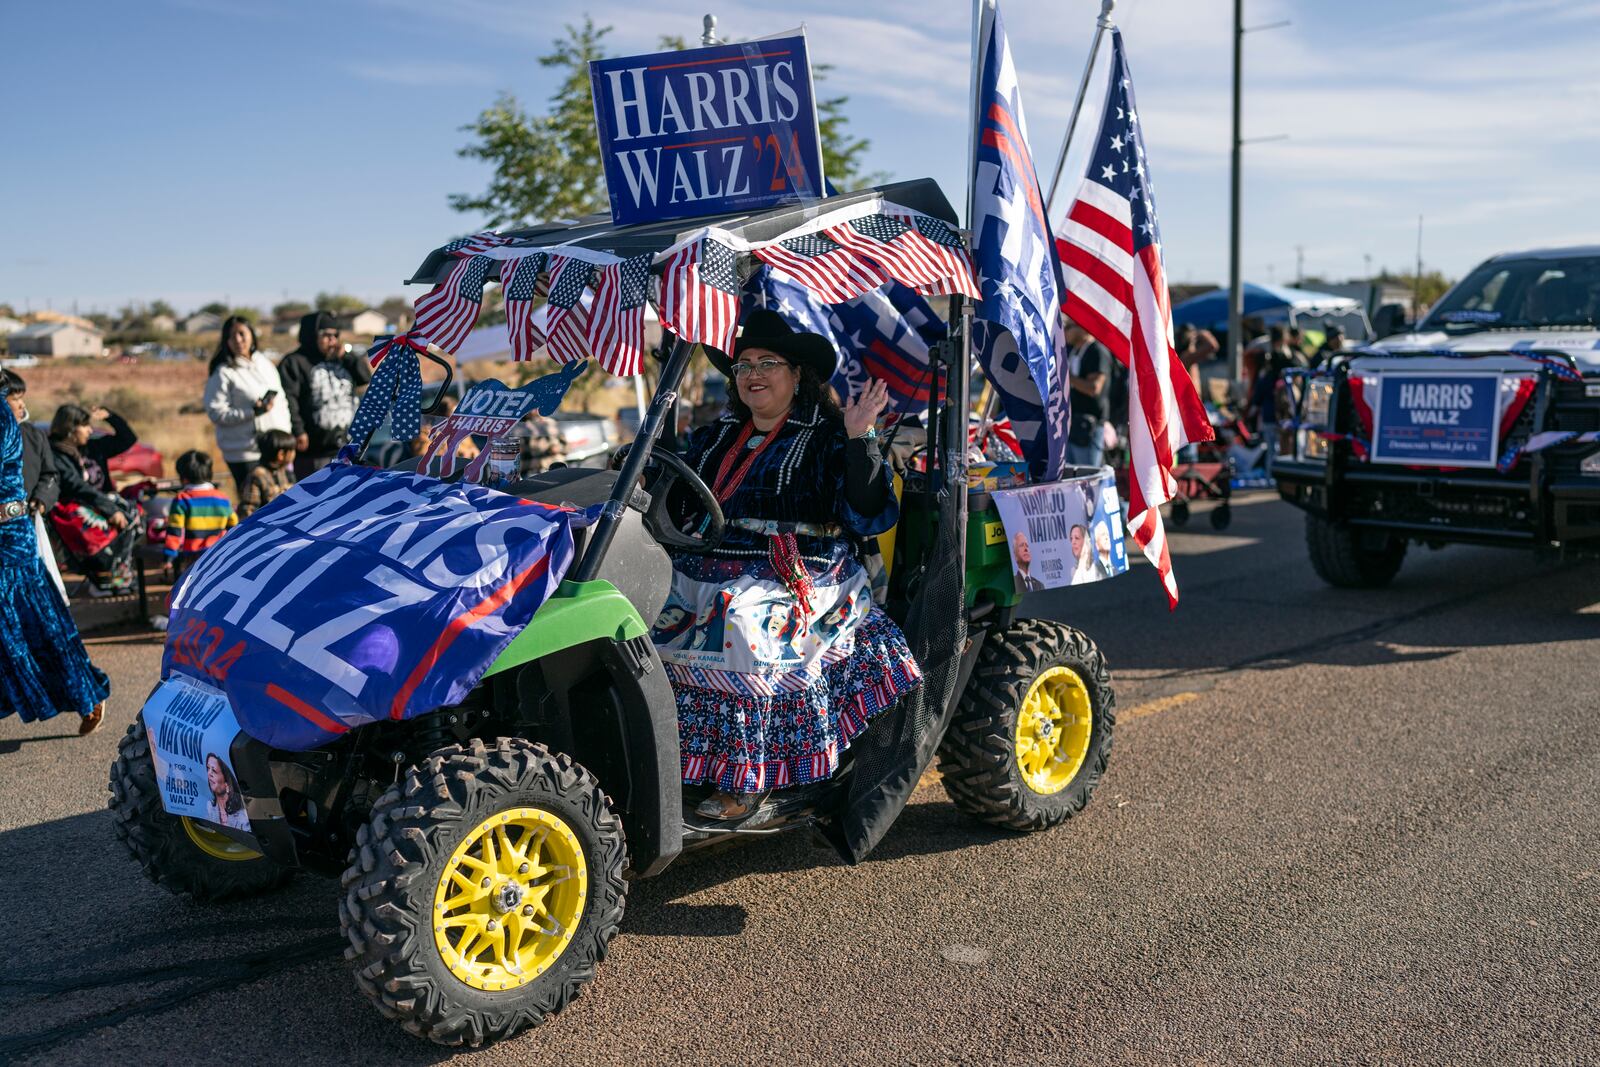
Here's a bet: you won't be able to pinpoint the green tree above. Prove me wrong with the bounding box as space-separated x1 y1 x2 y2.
449 17 612 226
149 299 177 319
315 292 367 315
229 307 261 325
451 19 881 227
199 301 229 316
1376 268 1454 308
273 300 312 321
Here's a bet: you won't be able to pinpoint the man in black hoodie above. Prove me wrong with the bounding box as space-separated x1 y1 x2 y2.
277 310 372 478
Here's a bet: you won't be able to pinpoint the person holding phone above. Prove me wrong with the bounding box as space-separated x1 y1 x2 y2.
203 315 291 495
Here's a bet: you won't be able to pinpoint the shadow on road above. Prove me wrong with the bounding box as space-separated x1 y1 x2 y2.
0 789 1003 1062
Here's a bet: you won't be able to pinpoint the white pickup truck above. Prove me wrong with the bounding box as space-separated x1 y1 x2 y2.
1273 245 1600 586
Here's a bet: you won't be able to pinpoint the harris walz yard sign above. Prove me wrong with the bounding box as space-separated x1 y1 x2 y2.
589 32 825 225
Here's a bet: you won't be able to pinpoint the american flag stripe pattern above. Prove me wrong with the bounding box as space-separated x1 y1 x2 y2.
657 237 741 355
752 232 889 304
586 252 653 376
543 254 594 366
823 212 979 298
1057 28 1212 609
440 230 512 256
501 253 548 361
412 254 492 354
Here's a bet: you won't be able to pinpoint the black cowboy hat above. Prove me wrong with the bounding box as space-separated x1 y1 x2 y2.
705 308 838 380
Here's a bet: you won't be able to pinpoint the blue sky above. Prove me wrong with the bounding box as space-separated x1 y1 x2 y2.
6 0 1600 315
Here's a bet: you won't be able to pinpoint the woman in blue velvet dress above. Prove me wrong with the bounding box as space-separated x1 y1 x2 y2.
0 375 109 734
651 310 922 819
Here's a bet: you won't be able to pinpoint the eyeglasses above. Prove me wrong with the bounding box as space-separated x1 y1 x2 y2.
731 359 789 379
318 330 340 339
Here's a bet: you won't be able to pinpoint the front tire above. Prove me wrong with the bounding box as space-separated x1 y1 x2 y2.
108 717 293 902
340 738 627 1048
937 619 1115 832
1305 514 1406 587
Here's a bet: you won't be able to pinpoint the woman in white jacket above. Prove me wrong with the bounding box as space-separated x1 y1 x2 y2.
204 316 291 495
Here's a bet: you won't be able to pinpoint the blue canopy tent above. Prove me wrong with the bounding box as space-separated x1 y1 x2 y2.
1172 282 1371 340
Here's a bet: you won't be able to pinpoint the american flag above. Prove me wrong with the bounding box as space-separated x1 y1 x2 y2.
440 230 511 256
412 254 492 354
657 236 741 356
971 1 1068 480
823 212 979 298
1057 28 1212 608
753 232 888 305
543 253 594 365
586 252 653 376
501 253 548 362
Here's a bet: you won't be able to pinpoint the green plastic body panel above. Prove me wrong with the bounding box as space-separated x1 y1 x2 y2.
893 489 1018 611
964 493 1022 609
483 579 649 678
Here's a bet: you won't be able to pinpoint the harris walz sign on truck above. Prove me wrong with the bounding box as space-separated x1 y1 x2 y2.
590 32 825 225
1273 245 1600 587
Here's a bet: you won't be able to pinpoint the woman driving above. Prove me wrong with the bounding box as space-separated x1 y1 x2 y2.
651 310 922 820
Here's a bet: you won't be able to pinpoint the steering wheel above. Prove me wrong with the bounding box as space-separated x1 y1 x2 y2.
613 443 726 553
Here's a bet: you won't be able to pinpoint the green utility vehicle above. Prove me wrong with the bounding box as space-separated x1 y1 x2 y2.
109 179 1116 1046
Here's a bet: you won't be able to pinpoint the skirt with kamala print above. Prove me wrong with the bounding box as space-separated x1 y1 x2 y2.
652 542 922 793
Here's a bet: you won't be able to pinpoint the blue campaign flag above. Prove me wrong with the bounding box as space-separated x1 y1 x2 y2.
971 2 1068 479
162 464 580 751
746 266 946 413
590 34 825 226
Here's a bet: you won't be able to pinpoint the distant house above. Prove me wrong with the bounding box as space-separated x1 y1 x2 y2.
0 316 24 337
339 309 390 335
8 321 105 357
180 311 223 333
147 313 178 333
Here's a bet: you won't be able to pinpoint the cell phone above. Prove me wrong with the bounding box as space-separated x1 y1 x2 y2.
261 389 278 404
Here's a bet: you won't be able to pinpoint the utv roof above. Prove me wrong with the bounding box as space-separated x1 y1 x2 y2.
407 178 960 287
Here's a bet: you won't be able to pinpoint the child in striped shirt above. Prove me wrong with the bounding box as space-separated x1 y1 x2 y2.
163 450 237 577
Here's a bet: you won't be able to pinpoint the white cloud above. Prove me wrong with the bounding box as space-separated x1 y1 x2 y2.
345 61 493 87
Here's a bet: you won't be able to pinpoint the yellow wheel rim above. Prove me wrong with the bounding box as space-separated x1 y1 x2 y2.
181 816 263 862
432 807 588 992
1015 666 1094 796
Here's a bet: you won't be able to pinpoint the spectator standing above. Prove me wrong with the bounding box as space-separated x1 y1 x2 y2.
1312 325 1346 369
278 311 372 479
205 315 290 493
1 375 109 735
48 403 139 596
1064 318 1112 469
161 450 237 579
1175 323 1219 398
1249 324 1304 433
239 429 297 518
2 370 66 598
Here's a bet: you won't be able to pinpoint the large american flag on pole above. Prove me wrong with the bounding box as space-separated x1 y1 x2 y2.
657 236 741 355
412 254 492 354
1058 28 1212 608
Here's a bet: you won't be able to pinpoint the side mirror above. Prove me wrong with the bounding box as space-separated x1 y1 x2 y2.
1372 303 1412 338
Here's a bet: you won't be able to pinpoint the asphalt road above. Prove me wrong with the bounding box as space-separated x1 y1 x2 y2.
2 492 1596 1065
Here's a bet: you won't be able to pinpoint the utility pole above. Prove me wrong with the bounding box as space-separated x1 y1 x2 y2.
1228 4 1290 382
1294 244 1304 286
1228 0 1243 383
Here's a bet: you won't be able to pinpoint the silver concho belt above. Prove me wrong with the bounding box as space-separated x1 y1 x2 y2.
0 499 27 522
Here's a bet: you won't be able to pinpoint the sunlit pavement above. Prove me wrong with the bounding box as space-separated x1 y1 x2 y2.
2 491 1596 1065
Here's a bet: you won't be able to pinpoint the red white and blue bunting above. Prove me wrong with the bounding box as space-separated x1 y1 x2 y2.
386 202 978 378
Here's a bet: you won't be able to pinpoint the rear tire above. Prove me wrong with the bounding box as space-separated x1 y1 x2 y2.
1169 498 1191 527
1210 503 1232 531
1305 514 1406 587
340 738 627 1048
108 717 293 902
937 619 1115 832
